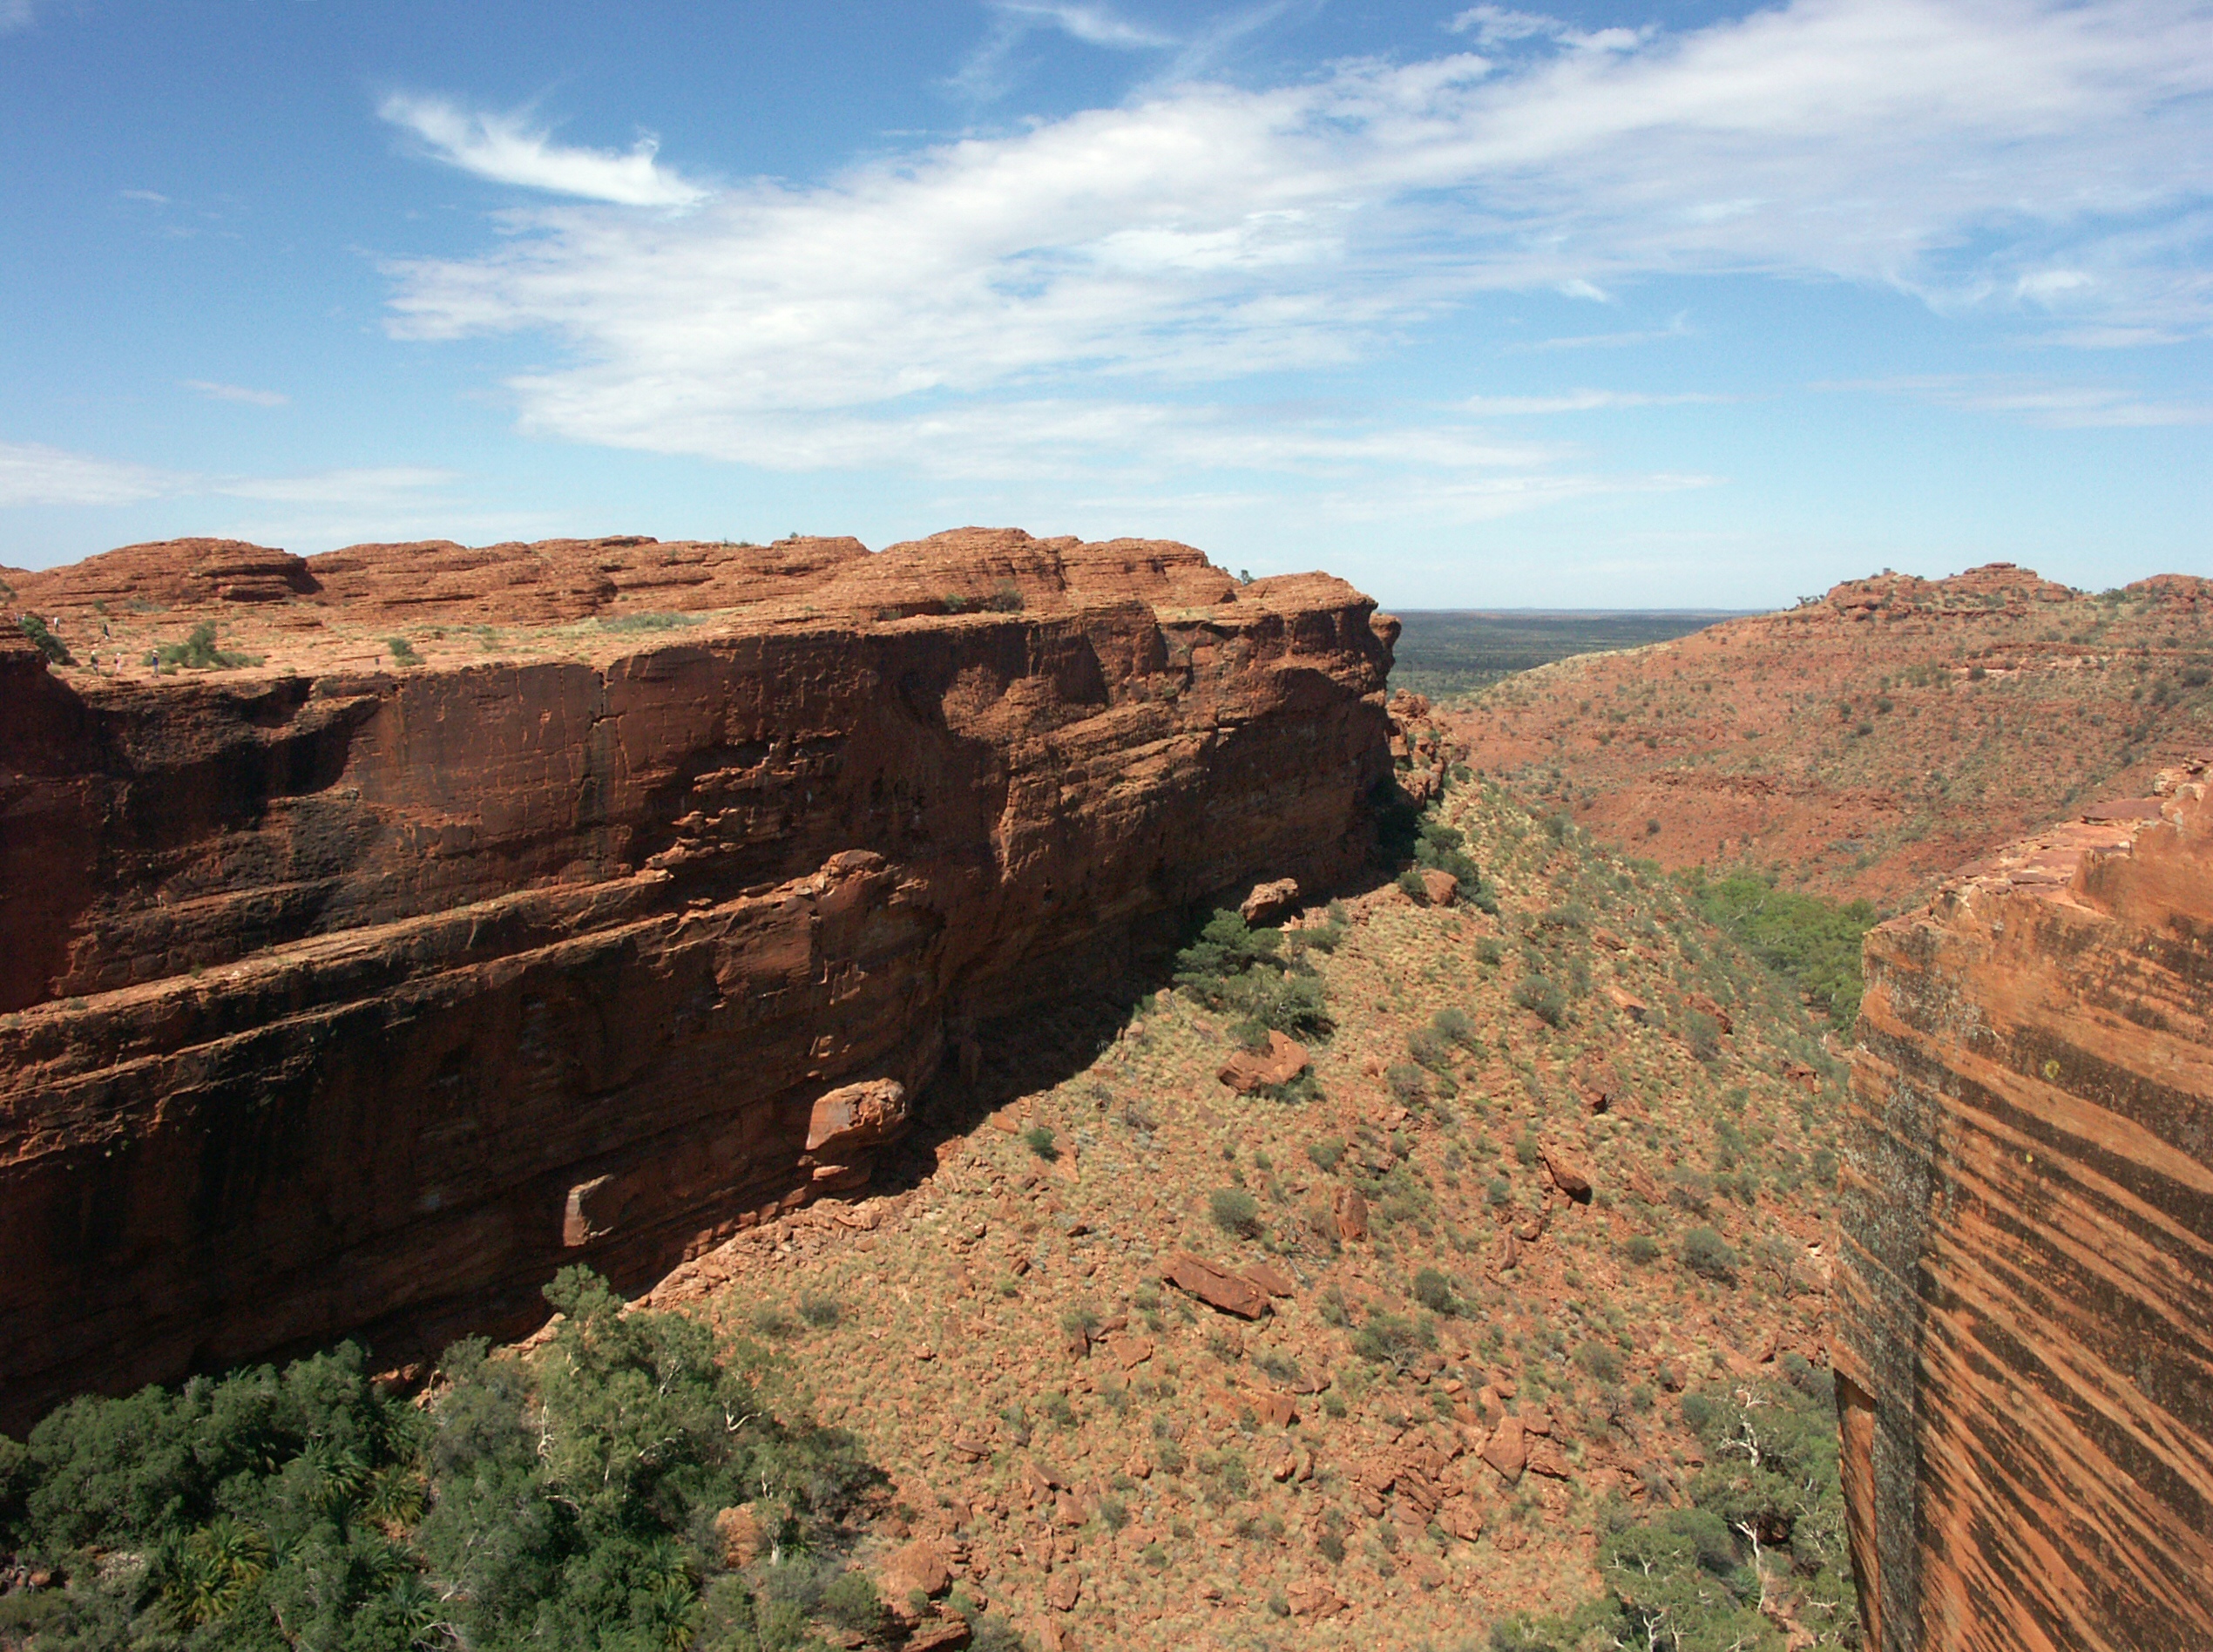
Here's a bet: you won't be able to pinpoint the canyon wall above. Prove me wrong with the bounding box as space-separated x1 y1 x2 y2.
0 528 1400 1433
1837 762 2213 1650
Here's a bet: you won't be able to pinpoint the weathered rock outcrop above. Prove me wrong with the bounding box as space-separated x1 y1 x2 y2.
0 527 1396 1432
1837 761 2213 1651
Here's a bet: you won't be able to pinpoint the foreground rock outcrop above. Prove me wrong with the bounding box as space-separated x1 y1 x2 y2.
1838 761 2213 1650
0 528 1397 1432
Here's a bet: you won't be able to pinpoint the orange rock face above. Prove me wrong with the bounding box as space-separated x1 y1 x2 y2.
0 527 1393 1432
1837 760 2213 1651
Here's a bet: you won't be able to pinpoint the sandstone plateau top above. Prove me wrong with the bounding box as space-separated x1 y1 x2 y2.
2 526 1363 680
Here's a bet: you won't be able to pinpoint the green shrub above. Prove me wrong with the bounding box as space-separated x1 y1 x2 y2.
1406 1026 1453 1070
1681 1226 1740 1281
17 614 71 666
1681 1009 1723 1063
1385 1062 1427 1104
1306 1137 1345 1171
1024 1124 1059 1161
1350 1311 1436 1371
1575 1342 1625 1384
152 620 256 671
1623 1235 1661 1265
821 1567 885 1633
1210 1188 1262 1238
1514 973 1567 1026
1687 870 1878 1028
1411 1268 1463 1317
798 1291 844 1329
1173 911 1332 1039
2 1269 882 1651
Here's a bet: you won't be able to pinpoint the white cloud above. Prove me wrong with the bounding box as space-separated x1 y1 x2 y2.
382 0 2213 483
0 0 31 36
1462 389 1729 413
1823 374 2213 427
953 1 1180 99
183 379 290 407
379 94 707 207
213 466 462 504
998 2 1174 50
0 443 175 507
0 445 463 511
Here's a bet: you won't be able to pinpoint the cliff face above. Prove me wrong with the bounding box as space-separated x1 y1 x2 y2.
0 528 1398 1433
1837 762 2213 1651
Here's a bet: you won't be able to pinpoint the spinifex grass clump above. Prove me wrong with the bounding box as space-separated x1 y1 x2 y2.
0 1269 882 1651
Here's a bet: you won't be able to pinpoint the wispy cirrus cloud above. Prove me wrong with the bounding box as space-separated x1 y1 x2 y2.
0 441 461 511
0 443 173 508
183 379 289 407
1462 389 1731 414
378 93 707 207
1825 375 2213 427
0 0 32 36
382 0 2213 492
951 1 1177 99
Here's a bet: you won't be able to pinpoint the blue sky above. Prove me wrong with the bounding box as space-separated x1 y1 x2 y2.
2 0 2207 606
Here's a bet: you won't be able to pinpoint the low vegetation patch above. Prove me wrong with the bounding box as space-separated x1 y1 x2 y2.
151 621 259 672
1683 872 1878 1029
0 1269 882 1651
1494 1375 1855 1650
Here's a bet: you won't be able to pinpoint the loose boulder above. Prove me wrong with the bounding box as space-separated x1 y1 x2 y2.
1240 877 1301 924
1540 1141 1592 1201
1333 1186 1370 1242
1481 1416 1526 1485
1218 1031 1310 1094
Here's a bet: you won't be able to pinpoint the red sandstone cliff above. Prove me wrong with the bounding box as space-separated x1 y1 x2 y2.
1837 761 2213 1650
0 528 1399 1432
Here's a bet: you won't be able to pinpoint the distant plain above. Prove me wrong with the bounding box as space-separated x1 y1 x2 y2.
1388 612 1758 701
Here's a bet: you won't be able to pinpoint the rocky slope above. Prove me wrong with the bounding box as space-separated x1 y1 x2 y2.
0 527 1398 1434
1452 564 2213 905
1837 760 2213 1651
623 775 1858 1651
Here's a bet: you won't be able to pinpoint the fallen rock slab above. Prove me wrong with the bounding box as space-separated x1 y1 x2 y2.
1540 1141 1592 1200
1161 1253 1271 1319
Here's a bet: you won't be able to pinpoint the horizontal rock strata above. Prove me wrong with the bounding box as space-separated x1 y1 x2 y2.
1837 760 2213 1651
0 527 1397 1432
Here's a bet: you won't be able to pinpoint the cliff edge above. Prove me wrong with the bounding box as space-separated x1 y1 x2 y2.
0 527 1403 1433
1837 757 2213 1649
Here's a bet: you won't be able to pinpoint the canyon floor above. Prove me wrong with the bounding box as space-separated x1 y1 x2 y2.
632 769 1857 1652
